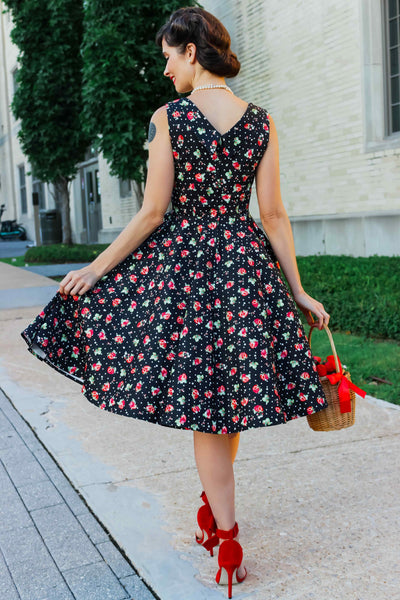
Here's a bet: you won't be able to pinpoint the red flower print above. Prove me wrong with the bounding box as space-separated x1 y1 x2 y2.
20 99 329 436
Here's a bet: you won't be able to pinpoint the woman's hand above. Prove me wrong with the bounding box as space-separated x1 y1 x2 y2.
292 289 330 330
58 265 101 297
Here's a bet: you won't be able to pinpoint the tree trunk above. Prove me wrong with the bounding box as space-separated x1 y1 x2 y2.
132 179 144 213
54 175 73 245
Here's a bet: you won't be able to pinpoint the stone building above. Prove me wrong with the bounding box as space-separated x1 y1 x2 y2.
1 0 399 255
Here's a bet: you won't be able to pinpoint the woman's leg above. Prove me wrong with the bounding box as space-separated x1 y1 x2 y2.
193 431 246 577
228 432 240 463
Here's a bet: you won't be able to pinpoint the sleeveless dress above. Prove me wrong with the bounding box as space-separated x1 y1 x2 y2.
21 96 328 434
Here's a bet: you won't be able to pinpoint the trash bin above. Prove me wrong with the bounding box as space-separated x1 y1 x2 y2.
39 209 62 245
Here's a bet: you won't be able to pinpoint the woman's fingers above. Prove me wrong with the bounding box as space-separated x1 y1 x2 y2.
294 291 330 330
59 271 87 296
58 267 99 296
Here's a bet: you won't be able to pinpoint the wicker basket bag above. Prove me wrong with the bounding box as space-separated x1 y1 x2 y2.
306 323 366 432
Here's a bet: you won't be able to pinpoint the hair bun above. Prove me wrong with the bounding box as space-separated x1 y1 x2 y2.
156 7 241 79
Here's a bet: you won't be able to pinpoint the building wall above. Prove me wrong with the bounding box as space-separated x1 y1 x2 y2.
1 1 399 255
202 0 400 255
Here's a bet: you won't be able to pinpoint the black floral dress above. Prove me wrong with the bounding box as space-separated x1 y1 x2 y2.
21 96 328 434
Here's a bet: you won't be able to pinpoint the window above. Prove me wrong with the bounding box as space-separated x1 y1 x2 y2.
19 165 27 214
361 1 400 148
32 170 46 209
119 178 132 198
384 0 400 133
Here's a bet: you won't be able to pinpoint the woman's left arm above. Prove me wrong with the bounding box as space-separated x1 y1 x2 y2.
59 105 174 296
255 114 330 329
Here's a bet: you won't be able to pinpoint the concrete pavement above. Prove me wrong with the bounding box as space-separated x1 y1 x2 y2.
0 261 399 600
0 240 32 259
0 388 156 600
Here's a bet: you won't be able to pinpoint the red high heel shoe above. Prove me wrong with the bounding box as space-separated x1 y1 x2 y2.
195 491 219 557
215 522 247 599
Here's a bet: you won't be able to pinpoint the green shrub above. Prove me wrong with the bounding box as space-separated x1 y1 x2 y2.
24 243 108 264
290 255 400 341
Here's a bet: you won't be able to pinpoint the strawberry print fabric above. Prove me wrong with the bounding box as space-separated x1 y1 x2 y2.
21 96 328 434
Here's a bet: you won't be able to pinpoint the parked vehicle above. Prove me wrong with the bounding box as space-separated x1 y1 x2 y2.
0 204 27 241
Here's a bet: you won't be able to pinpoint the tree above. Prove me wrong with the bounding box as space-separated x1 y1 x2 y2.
81 0 199 206
4 0 91 245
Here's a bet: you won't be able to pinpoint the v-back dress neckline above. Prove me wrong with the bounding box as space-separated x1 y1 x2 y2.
185 97 253 138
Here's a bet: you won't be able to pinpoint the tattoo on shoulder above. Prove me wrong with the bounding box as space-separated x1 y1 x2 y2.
148 121 156 143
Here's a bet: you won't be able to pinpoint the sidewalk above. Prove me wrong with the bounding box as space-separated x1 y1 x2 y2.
1 261 399 600
0 389 155 600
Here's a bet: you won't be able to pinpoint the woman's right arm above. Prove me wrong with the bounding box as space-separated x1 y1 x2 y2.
255 113 330 329
59 105 174 296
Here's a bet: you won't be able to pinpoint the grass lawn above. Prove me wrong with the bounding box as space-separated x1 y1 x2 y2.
0 256 49 267
303 327 399 406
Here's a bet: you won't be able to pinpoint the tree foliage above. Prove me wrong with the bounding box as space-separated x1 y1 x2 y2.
5 0 91 181
4 0 92 244
81 0 199 193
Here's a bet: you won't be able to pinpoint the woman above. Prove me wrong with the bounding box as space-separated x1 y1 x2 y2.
21 7 330 598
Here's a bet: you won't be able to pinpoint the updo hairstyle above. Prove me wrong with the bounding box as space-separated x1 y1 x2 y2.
155 7 240 78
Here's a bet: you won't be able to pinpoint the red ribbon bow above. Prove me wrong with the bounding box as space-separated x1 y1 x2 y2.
313 354 366 413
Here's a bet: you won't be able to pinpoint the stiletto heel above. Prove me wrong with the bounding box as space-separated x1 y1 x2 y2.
215 522 247 599
195 491 219 556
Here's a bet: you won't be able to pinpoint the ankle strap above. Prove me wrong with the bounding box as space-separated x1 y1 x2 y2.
200 490 208 504
216 521 239 539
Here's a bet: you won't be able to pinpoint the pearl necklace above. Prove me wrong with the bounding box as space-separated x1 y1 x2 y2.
192 83 234 94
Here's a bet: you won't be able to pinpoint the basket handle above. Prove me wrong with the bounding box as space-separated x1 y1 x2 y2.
307 322 340 374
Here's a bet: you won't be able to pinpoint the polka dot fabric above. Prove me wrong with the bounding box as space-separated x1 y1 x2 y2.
21 96 328 434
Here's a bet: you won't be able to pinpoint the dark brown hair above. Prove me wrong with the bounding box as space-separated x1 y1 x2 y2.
155 7 240 78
